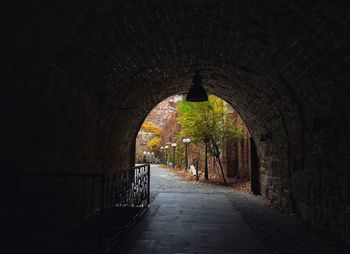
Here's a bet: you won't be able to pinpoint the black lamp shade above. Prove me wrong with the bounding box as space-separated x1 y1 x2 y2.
186 84 208 102
186 70 208 102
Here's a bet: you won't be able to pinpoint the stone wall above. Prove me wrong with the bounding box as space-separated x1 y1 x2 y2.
1 0 349 244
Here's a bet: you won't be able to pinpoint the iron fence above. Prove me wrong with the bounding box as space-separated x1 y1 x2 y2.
13 164 150 253
107 165 150 208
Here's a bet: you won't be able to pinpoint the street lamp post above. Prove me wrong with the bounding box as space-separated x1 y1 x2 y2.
182 138 191 170
143 151 147 163
164 145 169 165
160 146 164 164
171 143 177 168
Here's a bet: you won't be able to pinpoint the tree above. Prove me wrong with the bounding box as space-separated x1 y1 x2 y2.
141 121 163 153
141 122 163 136
177 95 243 182
147 137 161 151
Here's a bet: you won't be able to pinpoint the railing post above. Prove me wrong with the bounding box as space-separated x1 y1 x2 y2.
99 175 106 246
12 174 20 253
81 178 86 225
90 178 94 215
147 164 150 206
105 174 110 208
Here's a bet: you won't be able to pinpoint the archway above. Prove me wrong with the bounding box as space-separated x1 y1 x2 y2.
135 94 257 189
2 0 350 248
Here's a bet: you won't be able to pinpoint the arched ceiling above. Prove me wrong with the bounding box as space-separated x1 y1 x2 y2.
4 1 348 130
2 0 350 243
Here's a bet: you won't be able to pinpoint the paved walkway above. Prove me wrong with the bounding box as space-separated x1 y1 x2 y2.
115 192 268 254
113 165 349 254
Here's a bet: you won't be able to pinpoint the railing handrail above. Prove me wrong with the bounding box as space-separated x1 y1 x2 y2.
19 172 106 177
18 163 150 177
107 163 150 174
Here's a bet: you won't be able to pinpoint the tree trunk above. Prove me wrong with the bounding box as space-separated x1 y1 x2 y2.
216 156 226 184
204 142 209 180
212 156 216 173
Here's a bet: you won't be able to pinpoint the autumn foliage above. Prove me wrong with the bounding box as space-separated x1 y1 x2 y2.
147 137 161 151
141 122 163 152
141 122 163 136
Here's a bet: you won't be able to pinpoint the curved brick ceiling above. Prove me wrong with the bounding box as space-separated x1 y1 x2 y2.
2 0 350 243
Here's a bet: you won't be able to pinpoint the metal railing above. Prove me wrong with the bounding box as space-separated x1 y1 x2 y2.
107 165 150 208
14 164 150 253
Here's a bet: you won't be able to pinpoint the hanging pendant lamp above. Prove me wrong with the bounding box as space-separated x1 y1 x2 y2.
186 69 208 102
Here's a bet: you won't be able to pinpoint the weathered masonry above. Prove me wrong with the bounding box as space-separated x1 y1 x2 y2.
2 0 350 246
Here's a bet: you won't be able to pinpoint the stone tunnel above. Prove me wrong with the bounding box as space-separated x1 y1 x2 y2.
2 0 350 249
